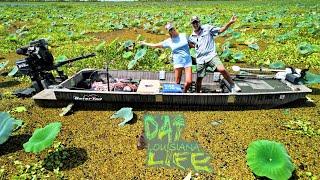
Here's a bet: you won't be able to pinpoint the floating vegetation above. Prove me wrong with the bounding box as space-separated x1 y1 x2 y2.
283 117 320 137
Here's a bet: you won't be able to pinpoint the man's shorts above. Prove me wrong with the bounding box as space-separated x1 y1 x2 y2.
197 55 223 78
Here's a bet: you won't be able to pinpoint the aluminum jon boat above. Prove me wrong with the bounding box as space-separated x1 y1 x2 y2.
32 69 312 109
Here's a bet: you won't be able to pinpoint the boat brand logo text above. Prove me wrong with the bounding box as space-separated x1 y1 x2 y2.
73 94 102 101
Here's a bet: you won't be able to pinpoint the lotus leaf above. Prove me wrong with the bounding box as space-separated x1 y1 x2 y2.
0 112 15 144
269 61 285 69
56 55 68 62
95 41 106 52
124 40 134 49
13 119 23 131
134 48 147 61
190 48 196 58
275 34 290 43
297 42 314 55
23 122 62 153
111 107 133 127
221 49 232 59
7 66 18 77
246 140 295 180
128 60 137 70
232 52 244 60
122 51 133 59
222 41 231 49
248 43 259 50
11 106 27 113
303 72 320 84
0 60 9 71
158 53 168 61
136 34 144 41
232 32 241 39
6 34 17 41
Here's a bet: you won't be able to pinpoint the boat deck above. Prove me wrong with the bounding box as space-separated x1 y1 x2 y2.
32 69 312 109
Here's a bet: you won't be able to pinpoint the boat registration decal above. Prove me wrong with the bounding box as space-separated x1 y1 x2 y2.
227 95 236 103
155 94 163 102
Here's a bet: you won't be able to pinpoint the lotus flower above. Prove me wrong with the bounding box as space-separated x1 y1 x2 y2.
0 112 15 144
23 122 62 153
246 140 295 180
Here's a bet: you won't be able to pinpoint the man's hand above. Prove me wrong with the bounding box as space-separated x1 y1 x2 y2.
229 15 237 24
139 41 146 45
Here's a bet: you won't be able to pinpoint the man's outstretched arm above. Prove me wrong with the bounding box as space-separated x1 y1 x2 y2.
219 15 237 33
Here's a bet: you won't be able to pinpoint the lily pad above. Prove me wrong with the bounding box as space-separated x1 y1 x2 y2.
248 43 259 50
134 48 147 61
128 60 137 70
56 55 68 62
269 61 285 69
190 48 196 58
246 140 295 180
13 119 23 131
122 51 133 59
232 32 241 39
6 34 17 41
11 106 27 113
7 66 18 77
124 40 134 49
297 42 314 55
0 60 9 71
0 112 15 144
303 72 320 84
245 38 257 45
23 122 62 153
111 107 133 127
232 52 244 61
95 41 106 52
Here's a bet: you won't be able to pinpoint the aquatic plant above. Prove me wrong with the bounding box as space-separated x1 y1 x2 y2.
7 66 18 77
246 140 295 180
0 60 9 71
269 61 285 69
23 122 62 153
0 112 15 144
134 48 147 61
111 107 133 126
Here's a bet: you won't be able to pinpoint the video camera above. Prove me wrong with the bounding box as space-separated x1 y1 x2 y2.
15 39 96 96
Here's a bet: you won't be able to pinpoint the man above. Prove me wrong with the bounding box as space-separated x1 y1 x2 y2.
189 15 241 93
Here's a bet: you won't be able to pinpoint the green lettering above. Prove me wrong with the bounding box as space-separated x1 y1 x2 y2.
173 152 188 170
158 115 172 143
172 115 185 141
147 151 164 166
191 153 212 173
144 115 158 140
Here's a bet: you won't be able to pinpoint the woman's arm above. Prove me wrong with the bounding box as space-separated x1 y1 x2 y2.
140 41 164 48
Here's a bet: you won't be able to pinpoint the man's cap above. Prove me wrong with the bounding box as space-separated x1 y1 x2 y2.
165 23 174 31
190 16 200 23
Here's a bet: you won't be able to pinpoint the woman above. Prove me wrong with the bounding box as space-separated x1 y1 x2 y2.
140 23 192 93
